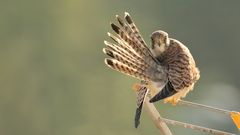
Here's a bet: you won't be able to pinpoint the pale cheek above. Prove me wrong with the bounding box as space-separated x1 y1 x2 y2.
151 45 165 57
159 45 165 52
166 39 170 45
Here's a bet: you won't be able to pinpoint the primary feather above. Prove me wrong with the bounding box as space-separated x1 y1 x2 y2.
103 12 165 82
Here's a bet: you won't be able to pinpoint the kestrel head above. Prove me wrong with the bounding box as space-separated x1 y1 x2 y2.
151 30 170 55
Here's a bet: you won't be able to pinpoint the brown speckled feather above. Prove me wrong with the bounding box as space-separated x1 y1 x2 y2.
149 38 200 103
156 39 198 91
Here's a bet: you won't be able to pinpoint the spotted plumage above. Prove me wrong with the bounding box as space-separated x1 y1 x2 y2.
103 12 200 128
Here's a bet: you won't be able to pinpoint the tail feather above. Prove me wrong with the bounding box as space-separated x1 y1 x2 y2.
103 48 148 70
104 40 136 60
116 15 137 46
105 58 151 81
124 12 155 61
135 84 148 128
115 13 158 63
104 40 149 68
134 102 143 128
107 32 152 68
117 13 143 45
136 85 148 107
110 23 148 60
107 32 140 57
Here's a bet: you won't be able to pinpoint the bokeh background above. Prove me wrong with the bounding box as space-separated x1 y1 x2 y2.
0 0 240 135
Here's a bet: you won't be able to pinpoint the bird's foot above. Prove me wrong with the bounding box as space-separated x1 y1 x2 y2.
163 97 179 105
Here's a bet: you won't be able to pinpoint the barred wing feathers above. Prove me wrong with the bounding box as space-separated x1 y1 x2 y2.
103 12 164 82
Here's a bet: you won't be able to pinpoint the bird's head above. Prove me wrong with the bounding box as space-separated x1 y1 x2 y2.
151 30 170 56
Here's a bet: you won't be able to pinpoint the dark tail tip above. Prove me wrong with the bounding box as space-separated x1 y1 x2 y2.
110 23 120 34
134 103 143 128
105 58 114 67
116 15 124 26
134 119 140 128
103 48 114 58
149 82 177 103
124 12 133 24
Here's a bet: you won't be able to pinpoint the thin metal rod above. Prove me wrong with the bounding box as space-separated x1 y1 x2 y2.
178 100 230 115
161 117 236 135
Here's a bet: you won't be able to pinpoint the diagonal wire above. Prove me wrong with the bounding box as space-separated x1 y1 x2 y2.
161 117 236 135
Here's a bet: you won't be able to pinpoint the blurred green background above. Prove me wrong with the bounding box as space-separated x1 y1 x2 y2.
0 0 240 135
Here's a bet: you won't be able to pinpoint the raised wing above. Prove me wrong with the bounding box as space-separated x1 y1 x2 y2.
103 12 165 82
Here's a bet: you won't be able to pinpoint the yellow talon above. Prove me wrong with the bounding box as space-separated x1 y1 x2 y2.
164 97 179 105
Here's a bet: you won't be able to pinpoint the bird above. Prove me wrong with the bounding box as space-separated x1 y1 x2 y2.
103 12 200 128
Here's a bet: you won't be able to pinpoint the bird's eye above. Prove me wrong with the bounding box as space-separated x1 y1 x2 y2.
164 36 167 43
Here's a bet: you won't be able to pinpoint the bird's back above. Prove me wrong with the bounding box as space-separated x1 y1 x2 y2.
150 38 200 103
